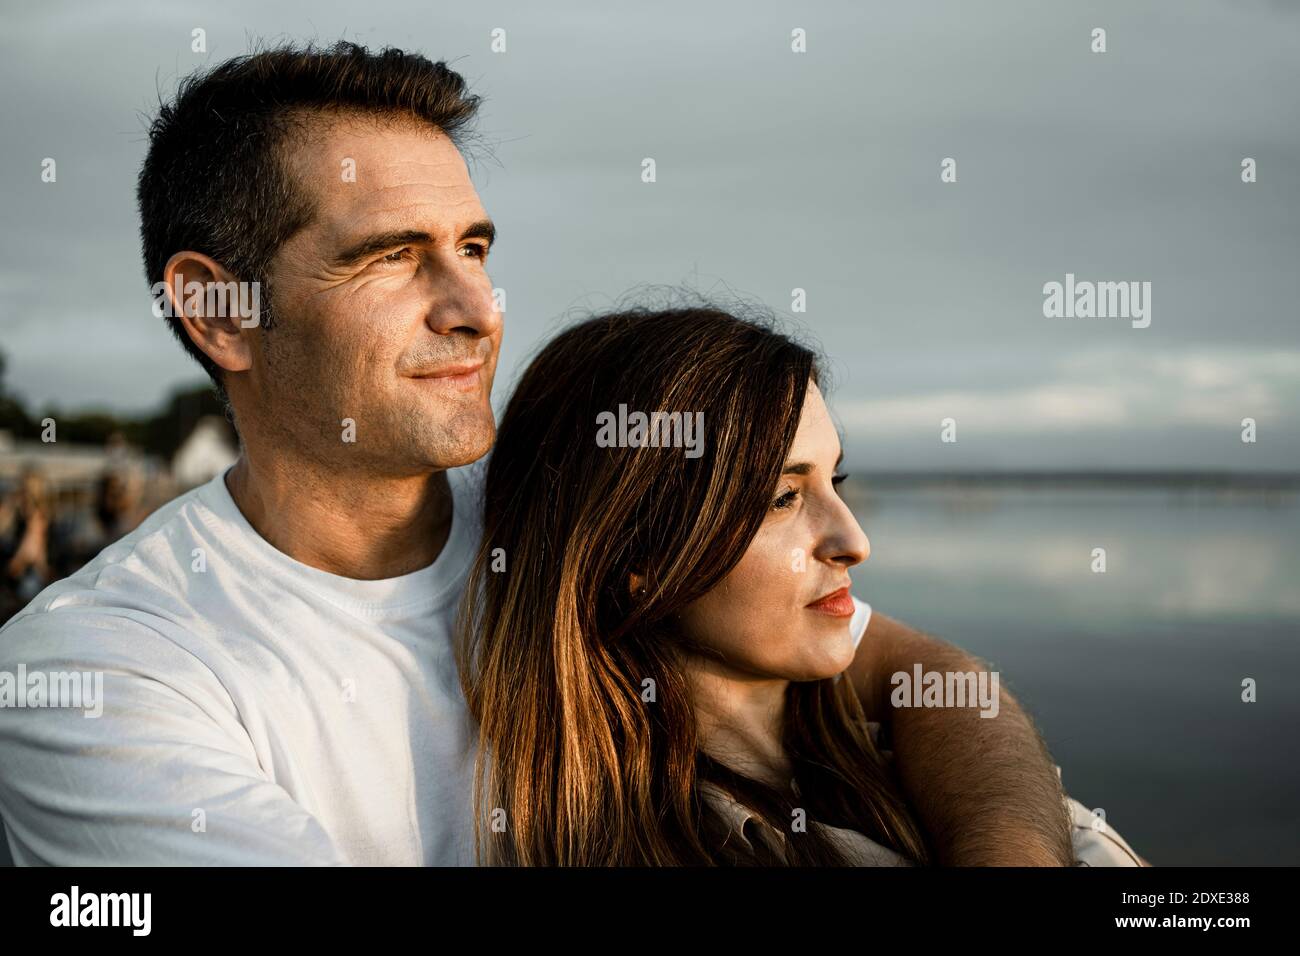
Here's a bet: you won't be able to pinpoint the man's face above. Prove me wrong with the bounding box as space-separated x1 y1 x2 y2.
247 113 501 476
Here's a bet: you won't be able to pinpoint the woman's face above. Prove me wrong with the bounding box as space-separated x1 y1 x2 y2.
676 382 870 682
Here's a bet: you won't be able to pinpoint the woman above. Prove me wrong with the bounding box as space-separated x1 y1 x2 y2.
456 302 1143 867
456 300 931 866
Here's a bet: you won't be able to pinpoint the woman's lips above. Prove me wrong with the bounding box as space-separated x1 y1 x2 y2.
806 586 854 618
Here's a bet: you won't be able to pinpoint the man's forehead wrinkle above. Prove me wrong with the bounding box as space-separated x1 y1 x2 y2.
334 197 487 228
360 209 486 229
334 178 481 209
362 184 483 202
326 185 486 234
310 164 471 196
336 161 470 188
374 159 467 172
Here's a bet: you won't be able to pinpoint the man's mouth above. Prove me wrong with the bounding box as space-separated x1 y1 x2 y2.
407 360 485 391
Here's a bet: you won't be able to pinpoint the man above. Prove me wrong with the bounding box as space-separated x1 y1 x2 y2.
0 42 1075 865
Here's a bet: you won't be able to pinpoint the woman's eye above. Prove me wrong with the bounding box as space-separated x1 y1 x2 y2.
771 488 799 510
831 472 849 488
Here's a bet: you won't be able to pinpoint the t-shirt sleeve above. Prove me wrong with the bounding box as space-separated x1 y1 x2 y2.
1065 796 1144 866
1057 765 1145 867
0 612 349 866
850 595 873 651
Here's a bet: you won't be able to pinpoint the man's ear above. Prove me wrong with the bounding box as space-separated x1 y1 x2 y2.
160 250 258 376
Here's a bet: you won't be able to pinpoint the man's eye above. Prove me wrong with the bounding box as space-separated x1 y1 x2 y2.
379 248 413 265
771 488 799 510
460 244 489 260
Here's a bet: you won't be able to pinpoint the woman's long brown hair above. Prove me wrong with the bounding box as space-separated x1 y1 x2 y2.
456 301 932 866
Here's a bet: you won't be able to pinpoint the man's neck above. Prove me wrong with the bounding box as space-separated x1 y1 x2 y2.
224 452 454 580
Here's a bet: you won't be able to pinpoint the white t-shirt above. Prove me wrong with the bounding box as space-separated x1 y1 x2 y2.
0 464 484 866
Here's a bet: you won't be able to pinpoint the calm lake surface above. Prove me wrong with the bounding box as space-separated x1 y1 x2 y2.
842 477 1300 866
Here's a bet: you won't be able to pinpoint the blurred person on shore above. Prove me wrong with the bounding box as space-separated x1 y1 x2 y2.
0 470 52 613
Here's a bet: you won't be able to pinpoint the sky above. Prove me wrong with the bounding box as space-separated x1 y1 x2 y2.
1 0 1297 471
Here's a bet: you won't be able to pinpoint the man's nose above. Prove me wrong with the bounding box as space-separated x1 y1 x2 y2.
422 255 500 339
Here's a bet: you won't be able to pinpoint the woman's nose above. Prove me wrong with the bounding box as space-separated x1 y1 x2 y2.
818 499 870 568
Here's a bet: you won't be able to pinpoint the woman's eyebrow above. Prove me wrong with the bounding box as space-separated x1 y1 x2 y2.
780 450 844 476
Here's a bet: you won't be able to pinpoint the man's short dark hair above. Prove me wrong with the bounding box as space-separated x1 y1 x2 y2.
137 41 482 397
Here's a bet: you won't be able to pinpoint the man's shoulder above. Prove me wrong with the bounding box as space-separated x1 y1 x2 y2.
0 478 221 654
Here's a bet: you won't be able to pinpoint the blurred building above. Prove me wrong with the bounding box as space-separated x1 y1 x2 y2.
171 415 239 489
0 429 158 491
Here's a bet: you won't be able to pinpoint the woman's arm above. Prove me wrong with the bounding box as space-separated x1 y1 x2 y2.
845 610 1074 866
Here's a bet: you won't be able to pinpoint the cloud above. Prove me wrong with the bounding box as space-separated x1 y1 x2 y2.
835 348 1300 434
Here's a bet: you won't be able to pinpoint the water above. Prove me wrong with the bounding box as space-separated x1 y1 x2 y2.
842 478 1300 866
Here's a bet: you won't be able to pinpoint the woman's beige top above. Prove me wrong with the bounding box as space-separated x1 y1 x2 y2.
698 778 914 866
699 720 1144 866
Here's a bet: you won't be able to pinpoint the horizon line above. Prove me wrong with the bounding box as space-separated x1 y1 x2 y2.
845 469 1300 487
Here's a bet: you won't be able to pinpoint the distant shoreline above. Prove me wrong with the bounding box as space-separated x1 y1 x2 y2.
848 471 1300 490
